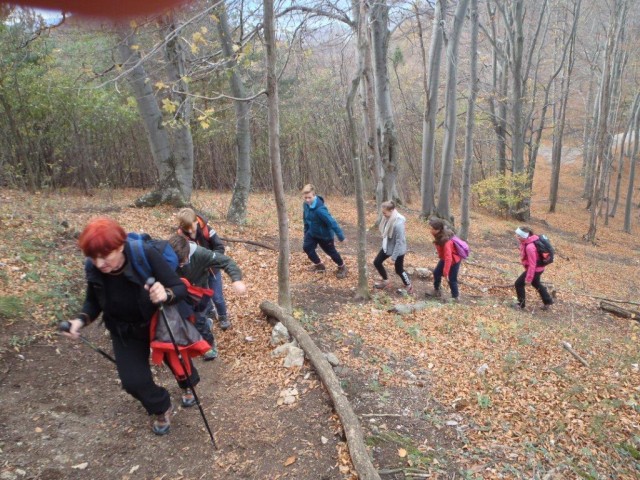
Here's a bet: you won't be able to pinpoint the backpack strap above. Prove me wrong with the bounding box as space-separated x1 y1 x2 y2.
196 215 210 241
126 234 152 282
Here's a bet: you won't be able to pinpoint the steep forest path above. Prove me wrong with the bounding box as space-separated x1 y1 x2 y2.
1 179 639 479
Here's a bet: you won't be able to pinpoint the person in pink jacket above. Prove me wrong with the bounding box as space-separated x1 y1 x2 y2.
514 227 553 310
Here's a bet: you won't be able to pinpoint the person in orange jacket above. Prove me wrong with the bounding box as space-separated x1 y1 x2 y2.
426 219 461 301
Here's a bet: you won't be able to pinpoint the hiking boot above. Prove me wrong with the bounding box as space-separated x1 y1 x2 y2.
151 404 173 435
309 262 326 272
374 280 391 290
511 302 525 310
219 315 232 331
406 284 414 295
425 288 441 298
181 388 197 408
541 304 552 311
203 347 218 361
336 264 348 279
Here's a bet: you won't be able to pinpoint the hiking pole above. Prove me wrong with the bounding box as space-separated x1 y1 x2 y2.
146 278 217 449
58 321 117 364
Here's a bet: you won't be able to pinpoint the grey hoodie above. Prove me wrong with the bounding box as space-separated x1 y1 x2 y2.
383 213 407 261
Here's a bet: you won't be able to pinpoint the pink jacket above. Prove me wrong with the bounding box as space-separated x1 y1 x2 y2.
519 235 545 283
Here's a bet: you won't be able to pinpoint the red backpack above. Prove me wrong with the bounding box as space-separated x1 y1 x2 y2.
149 278 212 379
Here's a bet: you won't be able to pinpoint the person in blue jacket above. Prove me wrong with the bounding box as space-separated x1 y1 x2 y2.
302 184 348 278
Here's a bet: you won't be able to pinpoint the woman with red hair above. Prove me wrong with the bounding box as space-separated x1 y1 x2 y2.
63 217 190 435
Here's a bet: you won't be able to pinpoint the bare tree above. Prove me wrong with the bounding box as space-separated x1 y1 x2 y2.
585 0 628 242
623 101 639 233
264 0 291 311
348 0 370 300
369 0 400 203
460 0 479 241
610 93 640 217
215 3 253 224
549 0 581 213
436 0 470 222
419 0 445 218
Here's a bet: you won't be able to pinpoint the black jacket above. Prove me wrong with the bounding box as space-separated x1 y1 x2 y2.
77 242 187 335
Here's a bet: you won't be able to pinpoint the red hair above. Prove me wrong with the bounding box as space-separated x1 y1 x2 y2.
78 217 126 258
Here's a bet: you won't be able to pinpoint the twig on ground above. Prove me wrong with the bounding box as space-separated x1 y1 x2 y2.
219 236 277 251
561 341 590 368
574 294 640 307
361 413 402 418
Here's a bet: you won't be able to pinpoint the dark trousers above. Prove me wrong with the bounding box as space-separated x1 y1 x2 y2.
514 271 553 308
193 296 215 346
373 250 410 286
303 232 343 266
111 332 199 415
204 270 227 318
433 260 461 299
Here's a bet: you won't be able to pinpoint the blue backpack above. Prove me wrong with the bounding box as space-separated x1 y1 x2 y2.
127 232 179 282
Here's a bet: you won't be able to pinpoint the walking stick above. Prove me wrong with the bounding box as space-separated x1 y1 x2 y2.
147 278 217 449
58 321 117 364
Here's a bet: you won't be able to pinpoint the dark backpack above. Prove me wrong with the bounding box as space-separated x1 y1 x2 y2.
533 234 554 266
127 232 179 282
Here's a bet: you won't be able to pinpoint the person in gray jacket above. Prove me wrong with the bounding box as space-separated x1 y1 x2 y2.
167 234 246 360
373 201 413 294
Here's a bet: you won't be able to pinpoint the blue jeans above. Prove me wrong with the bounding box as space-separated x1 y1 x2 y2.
204 270 227 318
433 260 461 299
303 232 343 266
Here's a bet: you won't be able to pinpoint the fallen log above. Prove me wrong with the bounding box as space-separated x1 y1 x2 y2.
260 301 381 480
600 301 640 321
219 236 277 251
575 293 640 307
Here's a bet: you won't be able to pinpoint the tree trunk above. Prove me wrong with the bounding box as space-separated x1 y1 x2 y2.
217 4 253 225
117 27 187 207
361 2 383 217
370 0 399 204
420 0 445 218
586 0 626 242
436 0 470 222
264 0 291 311
161 13 194 202
549 0 581 214
348 0 370 301
624 100 640 233
459 0 478 241
610 93 640 217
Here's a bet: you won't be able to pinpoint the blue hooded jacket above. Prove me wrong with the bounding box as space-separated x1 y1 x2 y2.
303 195 345 241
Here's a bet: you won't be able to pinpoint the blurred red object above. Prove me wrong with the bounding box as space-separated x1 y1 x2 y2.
10 0 189 17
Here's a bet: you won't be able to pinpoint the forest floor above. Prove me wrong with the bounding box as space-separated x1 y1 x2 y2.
1 159 639 480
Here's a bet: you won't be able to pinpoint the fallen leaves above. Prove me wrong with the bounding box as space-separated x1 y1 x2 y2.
283 456 296 466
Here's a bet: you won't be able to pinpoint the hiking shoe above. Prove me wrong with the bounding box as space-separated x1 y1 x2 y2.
425 288 441 298
181 388 197 408
541 304 551 311
218 315 232 331
374 280 391 290
309 263 326 272
151 404 173 435
336 264 348 279
406 284 414 295
203 347 218 361
511 302 525 310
